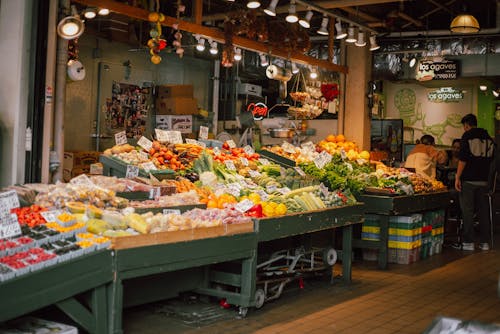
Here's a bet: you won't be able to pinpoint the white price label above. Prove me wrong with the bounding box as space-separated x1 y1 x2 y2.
213 147 221 155
248 170 261 178
243 145 255 155
149 187 161 200
226 184 241 197
70 174 94 187
301 141 316 151
141 161 157 172
185 138 199 145
40 210 63 223
278 187 291 195
115 131 128 146
126 165 140 178
0 213 21 239
256 190 268 202
139 151 149 161
294 167 306 176
155 128 169 142
0 190 20 219
320 183 330 197
314 151 332 169
340 148 347 160
166 131 183 144
163 209 181 215
235 199 255 213
282 141 296 154
266 184 278 193
137 136 153 151
199 126 209 140
226 140 236 149
225 160 237 171
240 157 249 166
258 158 270 165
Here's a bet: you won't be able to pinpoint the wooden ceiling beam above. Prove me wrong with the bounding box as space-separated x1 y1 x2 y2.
72 0 348 73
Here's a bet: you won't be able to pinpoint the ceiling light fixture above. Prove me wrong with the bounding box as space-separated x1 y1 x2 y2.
247 0 261 9
83 8 97 19
209 40 218 55
195 35 206 51
450 6 480 34
346 25 356 43
369 35 380 51
291 62 299 74
98 8 110 16
335 20 347 39
493 90 499 98
57 5 85 40
309 67 318 79
299 10 313 29
355 30 366 47
317 15 329 35
286 0 298 23
259 53 269 67
409 57 417 68
264 0 279 16
234 47 242 61
480 85 488 91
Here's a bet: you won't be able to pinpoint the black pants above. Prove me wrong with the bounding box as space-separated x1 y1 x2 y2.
459 181 490 244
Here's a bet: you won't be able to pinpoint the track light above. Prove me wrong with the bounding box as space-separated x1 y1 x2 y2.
83 8 97 19
309 67 318 79
480 85 488 91
247 0 261 9
493 90 499 98
369 35 380 51
335 20 347 39
355 30 366 47
234 48 242 61
346 26 356 43
409 57 416 68
260 53 269 67
317 15 329 35
195 35 206 51
98 8 110 16
57 5 85 40
299 10 313 29
264 0 279 16
209 40 218 55
286 0 298 23
292 62 299 74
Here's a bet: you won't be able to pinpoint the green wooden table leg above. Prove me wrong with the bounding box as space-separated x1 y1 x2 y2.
342 224 353 283
378 215 389 270
109 278 124 334
91 285 108 334
56 297 94 333
240 250 257 307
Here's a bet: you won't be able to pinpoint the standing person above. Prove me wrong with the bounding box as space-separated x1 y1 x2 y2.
404 134 448 179
455 114 495 251
448 138 461 169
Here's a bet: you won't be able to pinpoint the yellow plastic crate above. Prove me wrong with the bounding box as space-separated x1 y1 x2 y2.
389 227 422 236
388 239 422 249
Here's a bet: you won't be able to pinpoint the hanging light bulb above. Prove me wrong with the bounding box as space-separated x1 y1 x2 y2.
98 8 110 16
195 35 206 51
355 30 366 47
234 47 242 61
264 0 279 16
493 90 499 98
83 8 97 19
480 85 488 91
247 0 261 9
209 40 218 55
260 53 269 67
286 0 298 23
409 56 417 68
309 67 318 79
299 10 313 29
317 15 329 35
335 20 347 39
291 62 299 74
346 25 356 43
369 35 380 51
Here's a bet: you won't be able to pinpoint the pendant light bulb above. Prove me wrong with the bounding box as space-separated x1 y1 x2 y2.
98 8 110 16
247 0 261 9
369 35 380 51
299 10 313 29
196 37 206 52
409 57 416 68
234 48 242 61
317 15 329 35
286 1 298 23
292 63 299 74
335 20 347 39
355 30 366 47
260 53 269 67
264 0 279 16
83 8 97 19
309 67 318 79
209 40 218 55
346 26 356 43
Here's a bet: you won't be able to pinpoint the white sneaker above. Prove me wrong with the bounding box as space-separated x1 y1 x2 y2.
479 243 490 251
462 242 475 251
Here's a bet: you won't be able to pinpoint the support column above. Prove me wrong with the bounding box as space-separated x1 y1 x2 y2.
344 44 371 150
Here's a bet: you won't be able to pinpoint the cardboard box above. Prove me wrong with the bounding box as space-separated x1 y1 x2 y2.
156 97 198 115
157 85 193 99
63 151 101 169
156 115 193 133
63 167 90 183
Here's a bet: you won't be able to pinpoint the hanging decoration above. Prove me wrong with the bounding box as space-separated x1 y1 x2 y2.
172 0 186 58
146 0 168 64
320 83 339 102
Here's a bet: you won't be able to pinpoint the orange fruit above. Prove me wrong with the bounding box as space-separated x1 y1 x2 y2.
326 134 336 142
151 55 161 64
335 134 345 143
148 12 160 22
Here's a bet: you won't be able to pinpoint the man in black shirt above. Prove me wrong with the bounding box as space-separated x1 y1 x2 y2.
455 114 495 251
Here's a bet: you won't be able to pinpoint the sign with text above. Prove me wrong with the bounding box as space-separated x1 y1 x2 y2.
115 131 128 146
427 87 464 103
416 59 459 81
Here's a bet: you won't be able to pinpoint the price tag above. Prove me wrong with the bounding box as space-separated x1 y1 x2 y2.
320 183 330 197
0 190 20 219
226 184 241 197
0 213 22 239
225 160 236 171
115 131 128 146
256 189 268 202
213 147 221 155
137 136 153 151
278 187 291 195
185 138 199 146
199 126 209 140
141 161 157 172
126 165 140 178
340 148 347 160
248 169 261 178
235 199 255 213
163 209 181 215
258 158 270 165
294 167 306 176
139 151 149 161
314 151 332 169
40 210 63 223
301 141 316 151
166 131 183 144
70 174 94 187
243 145 255 155
282 141 296 154
266 184 278 193
149 187 161 200
226 140 236 149
240 157 249 166
155 129 169 143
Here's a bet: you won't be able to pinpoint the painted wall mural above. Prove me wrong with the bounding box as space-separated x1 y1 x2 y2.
386 82 474 146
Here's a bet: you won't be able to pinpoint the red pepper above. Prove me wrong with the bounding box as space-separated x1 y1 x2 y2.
246 204 263 218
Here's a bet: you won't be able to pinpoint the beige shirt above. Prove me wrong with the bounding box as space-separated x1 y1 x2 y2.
404 144 448 179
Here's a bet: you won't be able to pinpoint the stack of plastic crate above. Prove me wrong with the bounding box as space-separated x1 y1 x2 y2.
388 214 423 264
426 210 445 255
420 213 433 259
361 214 382 261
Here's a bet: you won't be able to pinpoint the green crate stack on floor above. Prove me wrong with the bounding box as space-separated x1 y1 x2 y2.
426 209 446 255
420 212 433 259
388 214 423 264
361 214 382 261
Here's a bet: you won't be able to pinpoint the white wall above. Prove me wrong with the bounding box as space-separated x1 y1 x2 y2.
0 0 32 187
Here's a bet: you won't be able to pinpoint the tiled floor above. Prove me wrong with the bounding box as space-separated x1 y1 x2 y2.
124 241 500 334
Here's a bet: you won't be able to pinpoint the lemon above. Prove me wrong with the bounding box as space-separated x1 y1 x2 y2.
275 203 287 216
359 150 370 160
263 205 275 217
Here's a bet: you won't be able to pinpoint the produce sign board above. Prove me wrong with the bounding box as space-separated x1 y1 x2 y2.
257 150 296 168
109 222 254 250
0 190 21 239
